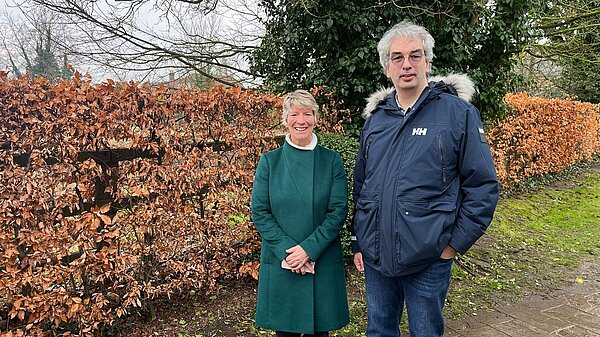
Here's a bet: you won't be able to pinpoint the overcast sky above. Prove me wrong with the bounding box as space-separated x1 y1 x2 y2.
0 0 263 83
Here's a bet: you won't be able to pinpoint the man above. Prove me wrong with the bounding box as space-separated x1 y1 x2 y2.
351 21 499 337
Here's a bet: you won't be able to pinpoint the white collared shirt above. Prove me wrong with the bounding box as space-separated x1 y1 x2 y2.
285 133 318 150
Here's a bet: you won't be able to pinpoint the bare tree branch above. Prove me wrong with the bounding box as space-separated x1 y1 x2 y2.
16 0 265 85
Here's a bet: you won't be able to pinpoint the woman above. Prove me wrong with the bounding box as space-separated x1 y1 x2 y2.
251 90 350 337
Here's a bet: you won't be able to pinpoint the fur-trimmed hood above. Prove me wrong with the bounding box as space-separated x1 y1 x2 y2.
362 73 476 119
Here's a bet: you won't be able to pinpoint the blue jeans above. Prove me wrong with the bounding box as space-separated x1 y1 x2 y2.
364 258 453 337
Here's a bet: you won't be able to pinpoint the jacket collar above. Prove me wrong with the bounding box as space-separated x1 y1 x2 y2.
362 73 476 119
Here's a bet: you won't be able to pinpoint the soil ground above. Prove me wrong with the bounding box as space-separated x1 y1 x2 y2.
114 270 365 336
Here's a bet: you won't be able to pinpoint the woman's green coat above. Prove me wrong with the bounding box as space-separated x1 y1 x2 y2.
251 141 349 334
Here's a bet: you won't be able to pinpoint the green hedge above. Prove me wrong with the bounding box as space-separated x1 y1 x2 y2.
318 132 360 260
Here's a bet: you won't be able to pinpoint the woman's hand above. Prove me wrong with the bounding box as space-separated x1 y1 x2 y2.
285 245 310 270
295 261 315 275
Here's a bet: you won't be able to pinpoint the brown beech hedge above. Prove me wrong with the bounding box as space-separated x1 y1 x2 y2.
0 71 286 336
489 92 600 188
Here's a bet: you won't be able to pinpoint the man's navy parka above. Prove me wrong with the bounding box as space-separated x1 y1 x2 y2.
351 74 499 277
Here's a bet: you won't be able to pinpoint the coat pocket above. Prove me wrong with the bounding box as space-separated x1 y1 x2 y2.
397 201 456 266
354 192 380 264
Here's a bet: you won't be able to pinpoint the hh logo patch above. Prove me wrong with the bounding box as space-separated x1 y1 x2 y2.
478 127 487 143
412 128 427 136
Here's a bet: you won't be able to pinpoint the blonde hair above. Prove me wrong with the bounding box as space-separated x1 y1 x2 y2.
282 89 319 126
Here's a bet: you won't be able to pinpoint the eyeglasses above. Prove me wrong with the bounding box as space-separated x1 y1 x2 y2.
389 52 424 66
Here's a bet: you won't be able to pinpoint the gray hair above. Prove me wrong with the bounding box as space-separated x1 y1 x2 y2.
377 20 435 74
281 89 319 126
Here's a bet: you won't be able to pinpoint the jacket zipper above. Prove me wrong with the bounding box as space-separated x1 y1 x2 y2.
392 105 422 272
438 134 447 183
364 136 374 160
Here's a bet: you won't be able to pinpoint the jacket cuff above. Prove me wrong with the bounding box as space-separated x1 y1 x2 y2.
351 236 360 253
276 238 298 261
448 239 470 255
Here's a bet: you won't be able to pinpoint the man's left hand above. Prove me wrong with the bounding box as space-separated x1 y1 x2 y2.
440 245 457 259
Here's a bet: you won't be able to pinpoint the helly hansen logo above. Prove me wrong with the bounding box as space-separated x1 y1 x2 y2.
412 128 428 136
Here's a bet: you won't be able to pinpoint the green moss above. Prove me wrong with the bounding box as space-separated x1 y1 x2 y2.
445 167 600 318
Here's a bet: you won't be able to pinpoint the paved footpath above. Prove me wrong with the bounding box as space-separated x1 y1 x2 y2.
445 277 600 337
